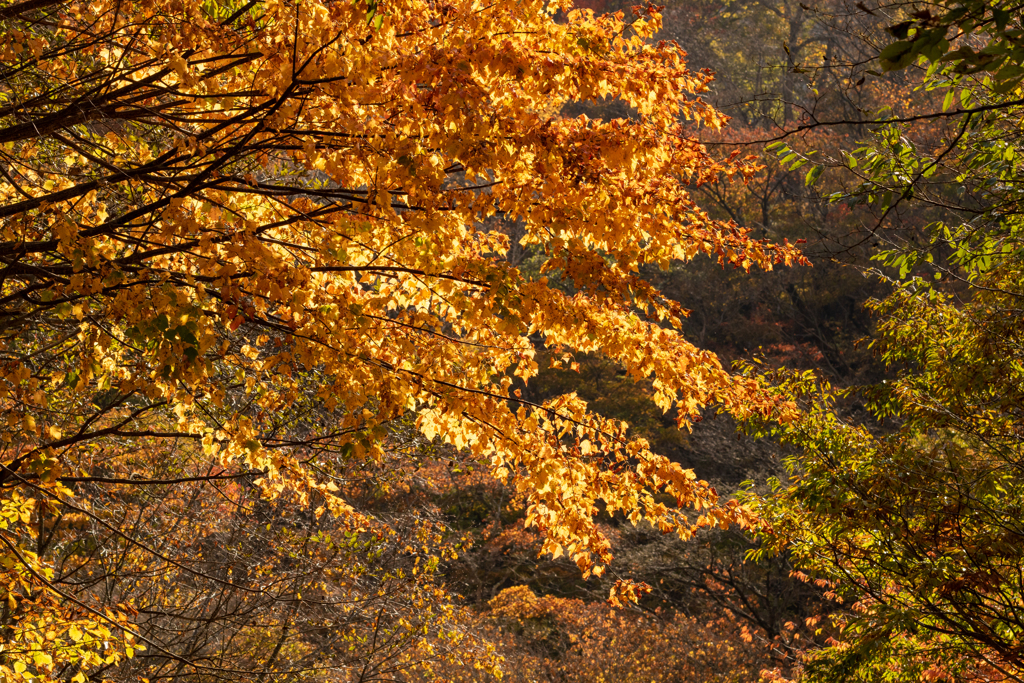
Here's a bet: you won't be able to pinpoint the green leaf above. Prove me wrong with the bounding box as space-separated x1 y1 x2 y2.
879 40 915 70
805 165 824 187
993 75 1024 94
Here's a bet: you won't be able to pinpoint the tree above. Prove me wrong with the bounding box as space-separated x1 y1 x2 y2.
0 0 804 678
746 2 1024 681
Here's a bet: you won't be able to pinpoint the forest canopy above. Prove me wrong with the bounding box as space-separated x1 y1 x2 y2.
0 0 805 679
4 0 1024 681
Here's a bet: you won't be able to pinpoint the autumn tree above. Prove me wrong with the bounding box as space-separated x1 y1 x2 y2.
0 0 807 678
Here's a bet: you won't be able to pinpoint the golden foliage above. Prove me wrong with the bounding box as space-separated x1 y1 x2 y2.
0 0 802 677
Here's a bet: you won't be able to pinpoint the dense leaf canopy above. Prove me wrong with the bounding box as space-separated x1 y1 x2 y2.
0 0 805 679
